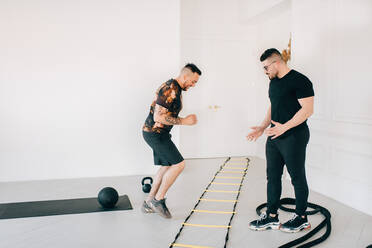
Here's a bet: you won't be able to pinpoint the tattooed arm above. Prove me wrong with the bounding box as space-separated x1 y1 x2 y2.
154 104 182 125
154 104 197 126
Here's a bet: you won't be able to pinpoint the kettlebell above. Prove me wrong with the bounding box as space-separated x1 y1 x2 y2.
141 177 153 193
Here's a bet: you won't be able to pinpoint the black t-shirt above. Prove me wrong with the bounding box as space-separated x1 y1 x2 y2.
269 69 314 138
143 79 183 133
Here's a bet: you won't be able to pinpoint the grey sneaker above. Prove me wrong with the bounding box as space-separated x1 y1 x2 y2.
141 200 155 213
150 198 172 219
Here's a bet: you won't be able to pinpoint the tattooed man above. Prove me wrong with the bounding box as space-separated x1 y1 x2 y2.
142 63 202 218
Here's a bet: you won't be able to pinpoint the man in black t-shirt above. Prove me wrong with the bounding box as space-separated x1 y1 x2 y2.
247 48 315 233
142 63 202 219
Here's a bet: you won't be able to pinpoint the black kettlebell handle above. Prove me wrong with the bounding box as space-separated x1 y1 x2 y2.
142 177 153 185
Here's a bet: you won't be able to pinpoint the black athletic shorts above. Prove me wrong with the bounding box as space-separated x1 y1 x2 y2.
142 131 184 166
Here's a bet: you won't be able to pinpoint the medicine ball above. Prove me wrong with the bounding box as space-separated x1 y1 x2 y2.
98 187 119 209
141 177 153 193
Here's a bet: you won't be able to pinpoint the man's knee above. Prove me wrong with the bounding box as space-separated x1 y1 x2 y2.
266 171 283 183
290 174 308 188
173 160 185 171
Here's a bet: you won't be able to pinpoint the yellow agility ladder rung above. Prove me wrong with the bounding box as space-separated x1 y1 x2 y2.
205 190 240 193
211 182 242 186
199 198 237 203
219 171 246 174
222 167 247 170
192 209 236 214
215 176 244 179
183 223 231 228
171 243 213 248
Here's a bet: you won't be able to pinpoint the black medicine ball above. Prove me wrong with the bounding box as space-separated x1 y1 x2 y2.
98 187 119 209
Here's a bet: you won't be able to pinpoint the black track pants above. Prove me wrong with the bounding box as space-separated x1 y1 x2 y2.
265 126 310 216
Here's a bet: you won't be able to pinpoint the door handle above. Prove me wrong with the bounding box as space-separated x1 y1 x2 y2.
208 105 221 110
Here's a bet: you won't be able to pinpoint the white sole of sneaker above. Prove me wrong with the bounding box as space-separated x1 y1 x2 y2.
141 202 155 214
249 222 280 231
279 223 311 233
141 207 154 214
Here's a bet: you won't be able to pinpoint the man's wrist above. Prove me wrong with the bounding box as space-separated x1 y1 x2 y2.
283 122 291 131
259 125 267 131
178 117 184 125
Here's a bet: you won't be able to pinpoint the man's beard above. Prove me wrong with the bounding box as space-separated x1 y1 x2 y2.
182 86 190 91
267 72 277 80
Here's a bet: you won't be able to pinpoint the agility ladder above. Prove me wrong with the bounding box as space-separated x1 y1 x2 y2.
170 157 250 248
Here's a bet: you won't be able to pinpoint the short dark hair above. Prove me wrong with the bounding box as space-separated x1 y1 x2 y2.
184 63 202 75
260 48 282 62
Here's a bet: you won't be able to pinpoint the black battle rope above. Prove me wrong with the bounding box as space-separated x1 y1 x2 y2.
169 157 250 248
256 198 331 248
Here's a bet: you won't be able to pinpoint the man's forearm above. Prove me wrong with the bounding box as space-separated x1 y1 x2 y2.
260 107 271 129
157 115 182 125
154 104 182 125
283 107 313 130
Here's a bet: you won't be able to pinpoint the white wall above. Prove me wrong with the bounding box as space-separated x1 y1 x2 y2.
0 0 180 181
239 0 292 159
291 0 372 216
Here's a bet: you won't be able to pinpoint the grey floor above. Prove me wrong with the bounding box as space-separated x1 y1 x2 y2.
0 157 371 248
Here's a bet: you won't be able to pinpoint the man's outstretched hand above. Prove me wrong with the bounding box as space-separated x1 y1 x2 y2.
246 126 265 141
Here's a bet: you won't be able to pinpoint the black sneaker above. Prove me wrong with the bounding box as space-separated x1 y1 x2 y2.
150 198 172 219
141 200 155 214
249 212 280 231
280 214 311 233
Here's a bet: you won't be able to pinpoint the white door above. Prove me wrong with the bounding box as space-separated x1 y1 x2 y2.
179 38 258 158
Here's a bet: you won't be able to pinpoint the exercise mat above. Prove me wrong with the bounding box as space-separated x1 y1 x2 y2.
0 195 133 220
